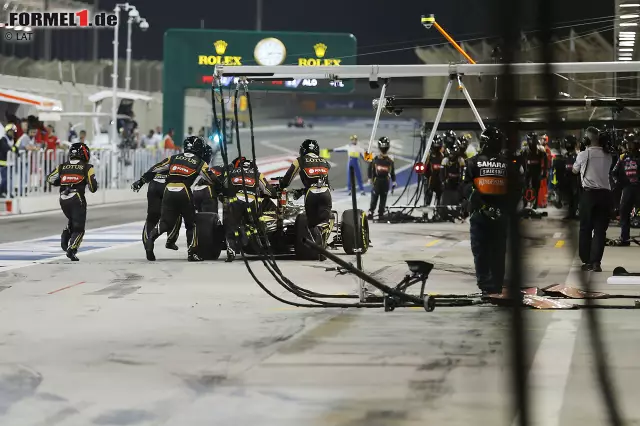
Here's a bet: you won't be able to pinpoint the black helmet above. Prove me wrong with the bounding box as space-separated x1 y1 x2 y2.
480 126 505 154
564 135 577 152
69 142 90 162
300 139 319 156
431 135 443 152
442 130 457 150
202 144 213 164
378 136 390 153
183 136 206 159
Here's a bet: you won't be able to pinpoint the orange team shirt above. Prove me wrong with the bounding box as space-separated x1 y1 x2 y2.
164 135 177 150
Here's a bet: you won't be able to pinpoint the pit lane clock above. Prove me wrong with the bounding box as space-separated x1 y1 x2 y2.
254 37 287 66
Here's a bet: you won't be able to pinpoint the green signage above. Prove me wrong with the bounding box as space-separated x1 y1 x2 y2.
163 29 357 143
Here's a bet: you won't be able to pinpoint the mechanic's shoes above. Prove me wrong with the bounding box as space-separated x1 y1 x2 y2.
367 211 374 220
188 251 204 262
225 248 236 263
61 229 71 251
360 191 366 196
165 241 179 251
610 239 631 247
145 239 156 261
592 263 603 272
66 249 79 262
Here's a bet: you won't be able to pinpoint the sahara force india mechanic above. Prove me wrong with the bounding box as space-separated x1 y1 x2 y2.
224 156 277 262
138 136 226 262
46 142 98 261
464 127 520 295
367 136 396 220
279 139 333 250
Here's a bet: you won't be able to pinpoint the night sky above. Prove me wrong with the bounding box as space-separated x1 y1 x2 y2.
97 0 612 64
8 0 614 63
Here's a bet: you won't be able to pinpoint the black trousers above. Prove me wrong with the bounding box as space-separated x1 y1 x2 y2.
369 177 390 217
426 179 442 206
525 169 542 206
579 189 611 264
145 181 180 245
60 193 87 251
619 185 640 242
193 186 218 213
470 211 507 292
561 183 580 218
150 185 196 251
305 188 333 246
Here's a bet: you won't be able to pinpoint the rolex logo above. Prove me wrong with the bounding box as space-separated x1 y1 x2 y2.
214 40 228 55
313 43 327 58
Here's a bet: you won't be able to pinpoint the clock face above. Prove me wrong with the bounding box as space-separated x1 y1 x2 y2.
254 38 287 66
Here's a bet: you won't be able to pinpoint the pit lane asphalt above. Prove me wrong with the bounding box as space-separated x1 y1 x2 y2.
1 187 640 425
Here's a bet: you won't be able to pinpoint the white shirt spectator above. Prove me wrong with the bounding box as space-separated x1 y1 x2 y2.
16 133 35 150
150 132 162 147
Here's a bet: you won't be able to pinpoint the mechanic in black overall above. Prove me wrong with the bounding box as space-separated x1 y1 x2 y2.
139 136 224 262
424 135 444 206
522 132 547 208
193 144 223 213
611 132 640 246
554 135 580 220
367 136 396 220
464 127 517 295
224 156 276 262
280 139 333 250
440 136 467 208
131 150 187 251
46 142 98 261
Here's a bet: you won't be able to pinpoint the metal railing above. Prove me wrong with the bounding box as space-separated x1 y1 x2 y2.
1 148 177 199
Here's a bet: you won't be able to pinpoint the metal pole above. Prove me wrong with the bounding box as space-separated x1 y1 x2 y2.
125 16 133 91
256 0 263 31
111 7 120 148
368 82 388 154
420 78 454 163
459 79 486 130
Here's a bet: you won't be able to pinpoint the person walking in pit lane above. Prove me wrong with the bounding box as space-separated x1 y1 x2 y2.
46 142 98 261
367 137 396 220
329 135 366 195
610 132 640 246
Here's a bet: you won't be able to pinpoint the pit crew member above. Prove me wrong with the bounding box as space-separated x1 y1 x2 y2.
330 135 365 195
464 127 518 295
192 144 223 213
611 132 640 246
280 139 333 250
46 142 98 261
424 135 445 206
522 132 547 208
140 136 224 262
367 136 396 220
440 136 467 207
224 156 276 262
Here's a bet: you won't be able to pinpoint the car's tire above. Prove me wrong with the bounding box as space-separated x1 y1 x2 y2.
195 212 224 260
287 123 293 128
308 124 313 129
341 209 369 255
295 213 319 260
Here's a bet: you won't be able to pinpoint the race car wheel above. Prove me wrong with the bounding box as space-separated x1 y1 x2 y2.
287 123 293 128
295 213 320 260
195 212 224 260
341 209 369 255
307 124 313 129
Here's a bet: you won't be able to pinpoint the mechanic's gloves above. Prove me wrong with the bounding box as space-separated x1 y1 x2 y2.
131 178 145 192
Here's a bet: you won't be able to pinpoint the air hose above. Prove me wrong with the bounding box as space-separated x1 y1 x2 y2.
209 78 385 308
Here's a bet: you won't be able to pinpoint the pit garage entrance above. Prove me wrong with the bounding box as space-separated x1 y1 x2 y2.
162 29 357 143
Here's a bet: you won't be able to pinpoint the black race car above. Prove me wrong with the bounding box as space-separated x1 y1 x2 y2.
287 116 313 129
193 180 369 260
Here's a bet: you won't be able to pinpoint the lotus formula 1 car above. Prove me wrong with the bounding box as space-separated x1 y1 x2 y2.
287 116 313 129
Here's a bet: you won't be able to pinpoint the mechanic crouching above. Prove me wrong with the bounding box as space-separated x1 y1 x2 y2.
46 142 98 261
138 136 225 262
367 136 396 220
280 139 333 252
224 156 276 262
464 127 516 295
611 132 640 246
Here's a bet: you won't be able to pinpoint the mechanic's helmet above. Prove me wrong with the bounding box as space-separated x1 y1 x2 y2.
202 144 213 164
526 132 538 145
624 132 638 153
378 136 390 153
300 139 320 156
431 135 443 152
479 126 505 154
69 142 91 162
4 123 16 135
349 134 358 143
564 135 577 152
442 130 457 150
231 156 247 168
183 136 206 159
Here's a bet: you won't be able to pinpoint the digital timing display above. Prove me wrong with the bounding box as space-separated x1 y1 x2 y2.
200 75 347 91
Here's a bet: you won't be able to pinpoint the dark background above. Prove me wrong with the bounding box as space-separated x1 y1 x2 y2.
8 0 615 63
